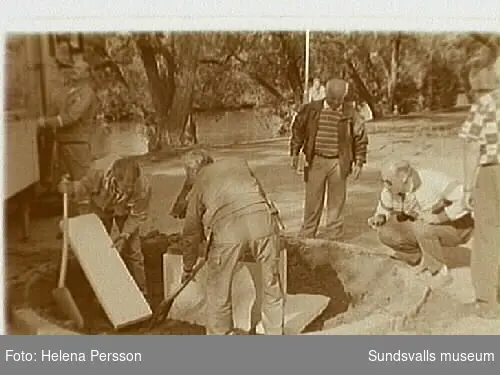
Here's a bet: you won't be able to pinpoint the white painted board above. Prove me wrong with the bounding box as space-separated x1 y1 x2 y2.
68 214 152 329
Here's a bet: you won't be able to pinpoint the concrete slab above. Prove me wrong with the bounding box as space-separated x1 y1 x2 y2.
68 214 152 329
163 253 330 334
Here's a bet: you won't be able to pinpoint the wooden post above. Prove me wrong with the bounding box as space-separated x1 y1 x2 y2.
17 35 43 240
24 35 43 117
38 34 51 116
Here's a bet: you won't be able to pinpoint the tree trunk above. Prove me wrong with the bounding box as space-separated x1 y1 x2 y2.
135 34 174 150
345 59 379 118
165 34 202 146
388 34 401 112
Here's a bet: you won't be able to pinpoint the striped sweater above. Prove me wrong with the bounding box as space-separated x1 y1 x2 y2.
314 108 343 157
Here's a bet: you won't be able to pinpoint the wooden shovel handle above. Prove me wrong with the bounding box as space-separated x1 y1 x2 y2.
58 188 69 288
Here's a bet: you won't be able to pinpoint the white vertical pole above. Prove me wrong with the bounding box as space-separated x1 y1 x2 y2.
297 30 311 175
303 30 310 104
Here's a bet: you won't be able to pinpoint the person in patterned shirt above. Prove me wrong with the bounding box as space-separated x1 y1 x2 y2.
58 156 152 299
459 56 500 319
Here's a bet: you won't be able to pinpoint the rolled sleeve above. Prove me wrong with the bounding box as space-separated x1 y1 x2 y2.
70 169 102 204
458 103 483 142
374 188 393 218
442 183 468 220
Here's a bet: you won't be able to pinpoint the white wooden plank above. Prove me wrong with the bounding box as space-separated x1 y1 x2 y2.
68 214 152 329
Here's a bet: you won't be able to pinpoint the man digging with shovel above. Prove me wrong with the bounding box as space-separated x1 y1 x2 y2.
170 149 285 335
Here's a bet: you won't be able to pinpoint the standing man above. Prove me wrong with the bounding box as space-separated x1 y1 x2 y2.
290 78 369 239
367 160 474 288
178 149 284 335
459 56 500 319
38 59 98 183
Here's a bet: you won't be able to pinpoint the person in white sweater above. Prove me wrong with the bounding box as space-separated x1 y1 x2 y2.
367 160 474 288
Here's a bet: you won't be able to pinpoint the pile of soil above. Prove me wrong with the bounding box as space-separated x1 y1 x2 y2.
23 232 349 335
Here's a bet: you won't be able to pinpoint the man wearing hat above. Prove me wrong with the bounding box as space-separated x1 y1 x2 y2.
367 160 474 288
290 78 369 239
459 56 500 319
38 59 98 189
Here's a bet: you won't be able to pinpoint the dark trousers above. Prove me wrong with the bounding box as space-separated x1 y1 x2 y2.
300 156 346 239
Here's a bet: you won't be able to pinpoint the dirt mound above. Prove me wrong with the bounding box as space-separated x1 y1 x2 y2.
23 232 349 334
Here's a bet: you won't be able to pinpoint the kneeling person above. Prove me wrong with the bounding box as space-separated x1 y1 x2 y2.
59 157 152 299
368 160 474 287
179 149 284 335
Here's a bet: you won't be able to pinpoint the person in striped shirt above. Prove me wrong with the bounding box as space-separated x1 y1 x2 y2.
459 56 500 319
367 160 474 288
290 78 369 239
58 156 152 299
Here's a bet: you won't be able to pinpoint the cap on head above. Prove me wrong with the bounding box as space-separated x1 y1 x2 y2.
182 148 214 177
325 78 349 102
380 159 412 182
108 157 141 195
110 157 140 181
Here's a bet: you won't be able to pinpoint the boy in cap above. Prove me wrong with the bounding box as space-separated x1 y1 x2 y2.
59 156 152 299
290 78 369 239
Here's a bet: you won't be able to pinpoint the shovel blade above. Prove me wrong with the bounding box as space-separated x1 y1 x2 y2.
52 287 85 330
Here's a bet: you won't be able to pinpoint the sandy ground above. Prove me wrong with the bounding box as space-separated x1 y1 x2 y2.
5 109 500 334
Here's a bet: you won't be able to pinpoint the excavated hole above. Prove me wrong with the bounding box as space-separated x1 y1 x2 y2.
23 231 351 334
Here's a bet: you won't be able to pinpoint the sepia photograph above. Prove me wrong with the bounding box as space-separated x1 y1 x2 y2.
3 30 500 336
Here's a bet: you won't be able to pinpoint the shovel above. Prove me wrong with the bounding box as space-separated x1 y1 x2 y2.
52 179 85 329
